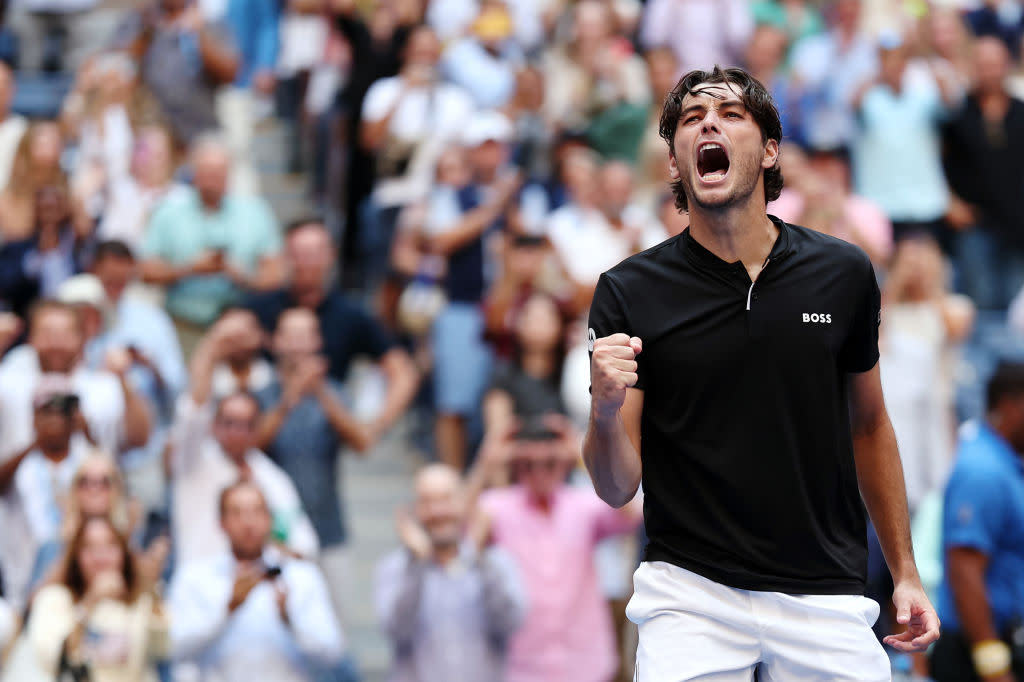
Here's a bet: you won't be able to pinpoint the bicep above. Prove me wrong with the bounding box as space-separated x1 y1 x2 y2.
847 364 887 437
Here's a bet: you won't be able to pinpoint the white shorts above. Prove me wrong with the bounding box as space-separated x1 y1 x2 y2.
627 561 891 682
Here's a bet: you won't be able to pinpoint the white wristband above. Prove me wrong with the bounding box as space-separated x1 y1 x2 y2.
972 639 1012 678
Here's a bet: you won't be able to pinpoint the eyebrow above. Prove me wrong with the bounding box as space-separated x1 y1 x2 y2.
680 97 747 119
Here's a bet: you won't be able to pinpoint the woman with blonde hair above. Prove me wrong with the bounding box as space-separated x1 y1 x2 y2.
29 452 138 591
0 121 88 242
25 516 168 682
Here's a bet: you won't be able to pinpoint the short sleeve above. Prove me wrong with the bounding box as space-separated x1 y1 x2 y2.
352 305 395 359
362 78 396 122
838 256 881 373
139 201 173 260
942 464 1007 555
588 272 645 389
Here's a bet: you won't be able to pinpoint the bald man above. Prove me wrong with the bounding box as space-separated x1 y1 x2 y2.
374 464 526 682
140 135 284 338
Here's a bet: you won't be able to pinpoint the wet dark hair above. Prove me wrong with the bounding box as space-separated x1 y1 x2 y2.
659 66 784 212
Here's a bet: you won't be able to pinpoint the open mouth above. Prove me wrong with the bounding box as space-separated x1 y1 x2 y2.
697 142 730 182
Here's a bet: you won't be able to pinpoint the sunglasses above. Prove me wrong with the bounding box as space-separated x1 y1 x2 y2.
76 475 112 490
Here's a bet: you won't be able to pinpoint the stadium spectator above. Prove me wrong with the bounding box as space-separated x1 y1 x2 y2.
206 307 272 400
0 377 97 604
639 0 751 74
426 111 521 469
931 362 1024 681
375 463 526 682
139 134 283 347
0 61 27 190
483 292 568 434
441 0 521 110
26 516 169 682
88 240 186 425
7 0 108 73
751 0 824 44
117 0 239 146
168 481 344 682
254 306 371 618
850 31 957 248
0 299 152 461
171 313 319 565
94 124 186 252
881 236 974 515
542 0 648 158
942 36 1024 311
244 218 418 430
475 416 642 682
965 0 1024 60
29 451 139 592
789 0 877 152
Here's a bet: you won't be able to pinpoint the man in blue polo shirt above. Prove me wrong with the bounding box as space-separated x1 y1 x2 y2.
931 361 1024 681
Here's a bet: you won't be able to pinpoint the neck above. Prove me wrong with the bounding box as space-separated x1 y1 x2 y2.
521 348 554 378
40 443 70 461
528 489 556 514
687 201 778 270
432 543 459 566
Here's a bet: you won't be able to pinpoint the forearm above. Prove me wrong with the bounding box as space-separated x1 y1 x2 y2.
386 558 426 647
141 259 190 286
121 378 154 449
853 415 918 583
478 554 522 639
950 563 1000 644
0 445 32 493
187 340 220 406
230 258 286 292
430 206 500 256
583 411 642 508
256 402 292 451
197 26 239 84
376 350 419 431
316 388 371 453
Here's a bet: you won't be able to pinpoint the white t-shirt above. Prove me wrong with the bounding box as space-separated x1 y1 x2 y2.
546 204 633 287
170 397 320 566
0 351 126 461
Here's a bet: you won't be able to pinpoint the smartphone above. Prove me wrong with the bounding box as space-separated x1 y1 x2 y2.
264 565 282 579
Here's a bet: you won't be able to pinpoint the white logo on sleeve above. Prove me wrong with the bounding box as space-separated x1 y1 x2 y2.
587 327 597 352
802 313 832 324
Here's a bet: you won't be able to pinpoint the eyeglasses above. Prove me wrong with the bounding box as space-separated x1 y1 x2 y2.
216 418 256 431
76 475 112 490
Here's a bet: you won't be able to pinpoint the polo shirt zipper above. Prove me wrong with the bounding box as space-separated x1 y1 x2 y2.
746 258 770 311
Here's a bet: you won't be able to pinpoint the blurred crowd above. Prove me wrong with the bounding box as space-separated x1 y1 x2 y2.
0 0 1020 681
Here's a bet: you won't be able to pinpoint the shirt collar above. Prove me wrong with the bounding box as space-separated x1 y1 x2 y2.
976 422 1024 473
680 214 793 272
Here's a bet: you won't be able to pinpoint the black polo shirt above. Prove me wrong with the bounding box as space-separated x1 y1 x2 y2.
588 216 881 595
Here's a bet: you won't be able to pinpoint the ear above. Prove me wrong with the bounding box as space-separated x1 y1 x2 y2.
668 151 681 180
762 138 780 170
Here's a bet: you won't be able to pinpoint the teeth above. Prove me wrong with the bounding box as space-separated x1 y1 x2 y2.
702 173 726 181
700 143 722 152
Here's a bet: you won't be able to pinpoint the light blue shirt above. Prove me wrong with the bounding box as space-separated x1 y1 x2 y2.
937 421 1024 633
169 547 343 682
790 30 878 151
140 189 281 325
441 38 519 110
87 295 186 422
852 77 950 222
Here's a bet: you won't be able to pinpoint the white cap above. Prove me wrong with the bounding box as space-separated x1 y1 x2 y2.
461 110 514 148
56 274 107 309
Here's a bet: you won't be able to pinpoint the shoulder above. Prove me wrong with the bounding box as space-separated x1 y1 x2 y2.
785 221 873 273
151 190 196 221
951 424 1010 480
365 76 401 102
31 584 73 612
601 233 686 285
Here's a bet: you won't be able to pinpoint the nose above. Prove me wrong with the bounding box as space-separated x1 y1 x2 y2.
701 111 721 135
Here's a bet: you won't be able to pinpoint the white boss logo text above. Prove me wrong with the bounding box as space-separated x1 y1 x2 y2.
802 313 832 324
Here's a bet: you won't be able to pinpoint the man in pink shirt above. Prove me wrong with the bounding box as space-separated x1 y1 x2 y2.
477 416 642 682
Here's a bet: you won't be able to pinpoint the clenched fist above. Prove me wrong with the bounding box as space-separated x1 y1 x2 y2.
590 333 642 419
